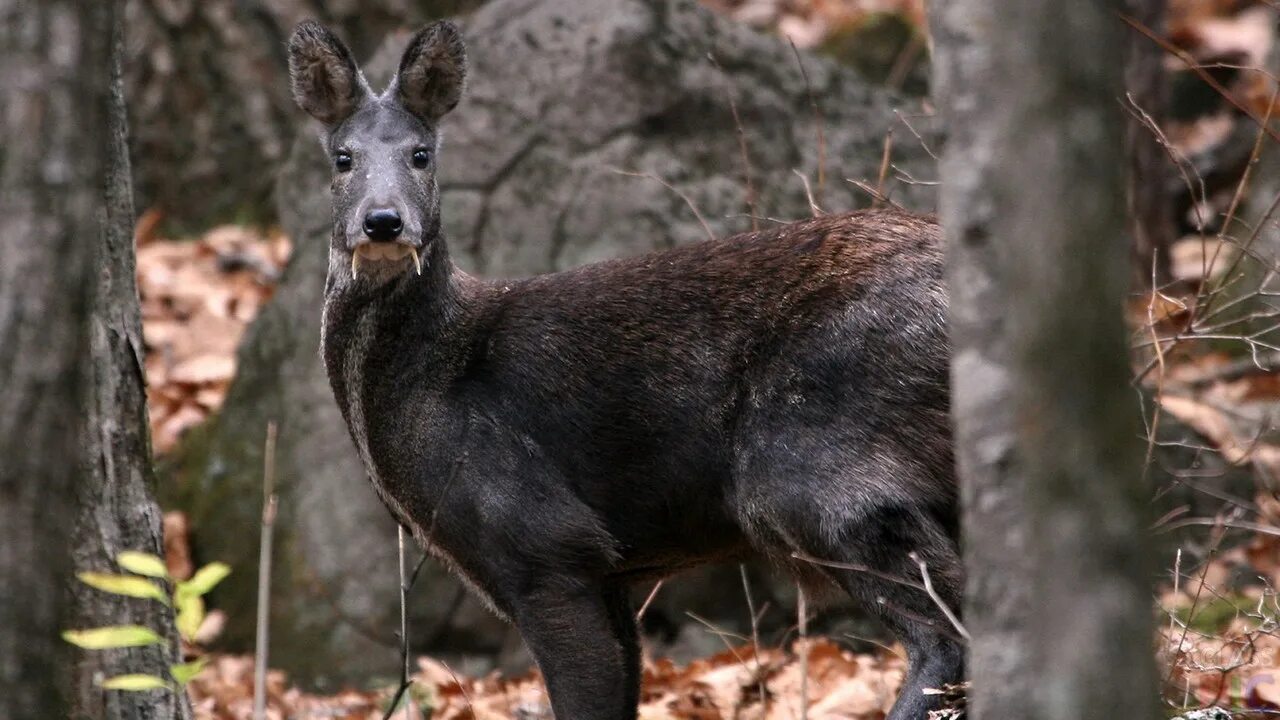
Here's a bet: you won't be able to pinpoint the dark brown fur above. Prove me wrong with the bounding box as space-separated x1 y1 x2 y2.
290 20 963 720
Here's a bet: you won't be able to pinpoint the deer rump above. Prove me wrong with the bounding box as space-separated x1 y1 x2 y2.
290 19 962 720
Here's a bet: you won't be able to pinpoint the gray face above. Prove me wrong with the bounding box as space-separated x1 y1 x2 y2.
326 100 441 279
288 20 467 286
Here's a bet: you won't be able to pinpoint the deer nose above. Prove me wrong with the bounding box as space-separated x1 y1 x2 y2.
362 208 403 242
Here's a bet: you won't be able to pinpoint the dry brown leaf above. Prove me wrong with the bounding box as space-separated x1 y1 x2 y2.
163 511 194 580
154 403 208 453
169 355 237 386
1158 394 1280 477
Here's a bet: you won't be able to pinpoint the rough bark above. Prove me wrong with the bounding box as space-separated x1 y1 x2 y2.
0 0 111 715
69 9 193 720
933 0 1160 718
166 0 942 686
1125 0 1174 287
122 0 480 233
1247 37 1280 265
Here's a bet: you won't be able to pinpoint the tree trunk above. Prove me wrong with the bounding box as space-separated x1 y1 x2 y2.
933 0 1160 718
123 0 480 233
1125 0 1174 288
0 0 112 716
69 7 193 719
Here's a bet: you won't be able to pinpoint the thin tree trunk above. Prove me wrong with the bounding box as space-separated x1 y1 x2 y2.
69 5 193 718
1125 0 1174 288
0 0 111 715
933 0 1160 717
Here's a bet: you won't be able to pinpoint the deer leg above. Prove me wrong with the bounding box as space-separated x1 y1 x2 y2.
513 578 640 720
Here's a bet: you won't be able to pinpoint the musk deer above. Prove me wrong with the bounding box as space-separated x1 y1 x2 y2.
288 19 963 720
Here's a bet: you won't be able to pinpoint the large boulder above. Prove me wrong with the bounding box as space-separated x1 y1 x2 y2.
166 0 940 687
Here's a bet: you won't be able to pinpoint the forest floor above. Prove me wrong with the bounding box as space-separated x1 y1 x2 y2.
185 638 911 719
138 0 1280 718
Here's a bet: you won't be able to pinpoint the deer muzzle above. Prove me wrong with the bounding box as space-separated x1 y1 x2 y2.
350 242 421 279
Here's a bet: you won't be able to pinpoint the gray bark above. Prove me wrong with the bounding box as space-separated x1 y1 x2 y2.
69 9 193 720
1125 0 1174 287
933 0 1160 718
165 0 942 686
1247 36 1280 265
0 0 112 716
123 0 480 233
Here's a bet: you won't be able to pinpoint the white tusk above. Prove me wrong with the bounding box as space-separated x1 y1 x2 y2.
351 253 360 279
411 248 421 276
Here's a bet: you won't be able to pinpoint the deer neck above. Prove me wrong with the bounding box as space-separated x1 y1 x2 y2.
320 236 471 437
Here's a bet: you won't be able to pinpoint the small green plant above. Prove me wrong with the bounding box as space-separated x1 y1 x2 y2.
63 550 230 692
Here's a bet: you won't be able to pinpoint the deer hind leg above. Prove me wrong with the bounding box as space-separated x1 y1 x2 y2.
734 441 964 720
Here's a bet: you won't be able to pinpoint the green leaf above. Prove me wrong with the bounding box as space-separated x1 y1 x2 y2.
116 551 170 579
174 593 204 643
169 657 209 685
77 572 169 604
101 674 169 691
62 626 163 649
177 562 230 597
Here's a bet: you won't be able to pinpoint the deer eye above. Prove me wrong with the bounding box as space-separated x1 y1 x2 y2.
334 152 353 173
412 148 431 169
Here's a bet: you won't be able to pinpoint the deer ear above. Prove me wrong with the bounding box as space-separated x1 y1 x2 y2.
394 21 467 123
288 20 368 127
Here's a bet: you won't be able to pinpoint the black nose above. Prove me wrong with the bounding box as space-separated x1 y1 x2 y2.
362 208 403 241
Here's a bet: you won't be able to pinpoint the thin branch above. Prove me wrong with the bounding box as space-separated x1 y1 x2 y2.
739 565 768 717
908 552 969 643
794 169 823 217
252 422 278 720
635 579 664 623
797 583 809 720
789 39 826 197
609 168 715 241
382 525 415 720
708 52 758 233
791 550 926 591
847 178 906 211
1120 12 1280 145
874 129 895 209
893 108 939 161
1157 517 1280 539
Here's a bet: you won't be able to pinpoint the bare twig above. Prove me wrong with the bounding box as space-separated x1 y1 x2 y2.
1195 86 1280 323
842 632 907 661
440 659 477 716
794 169 823 217
789 39 826 197
1161 527 1226 690
874 129 895 209
685 611 752 656
893 108 939 161
252 422 278 720
609 168 715 241
908 552 969 643
885 32 924 92
792 550 926 591
383 525 430 720
708 52 758 233
1170 548 1182 643
635 579 665 623
797 583 809 720
847 179 906 211
1176 350 1280 386
739 565 768 716
1156 517 1280 539
1120 12 1280 145
1143 252 1169 485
